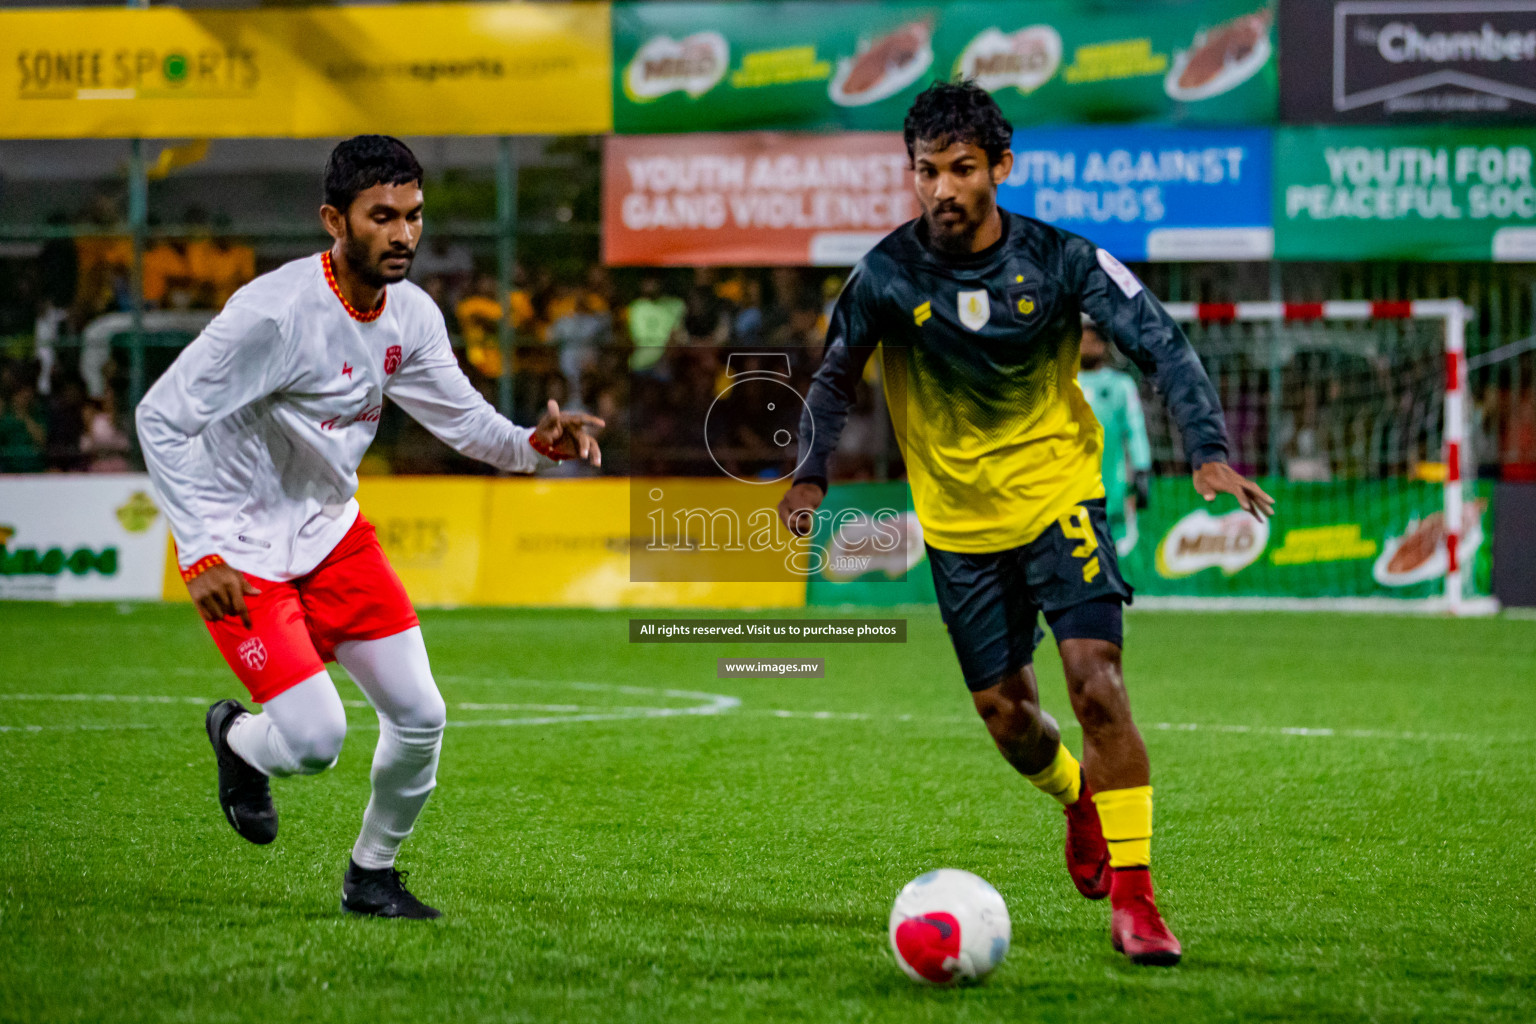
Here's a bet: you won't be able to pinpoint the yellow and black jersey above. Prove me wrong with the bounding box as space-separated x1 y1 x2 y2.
796 209 1228 554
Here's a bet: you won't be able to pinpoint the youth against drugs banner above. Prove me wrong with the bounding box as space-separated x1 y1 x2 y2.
997 126 1273 261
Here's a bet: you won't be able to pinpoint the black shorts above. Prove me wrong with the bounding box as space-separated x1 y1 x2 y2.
927 499 1133 692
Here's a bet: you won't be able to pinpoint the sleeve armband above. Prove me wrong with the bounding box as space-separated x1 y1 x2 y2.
528 434 572 461
180 554 226 583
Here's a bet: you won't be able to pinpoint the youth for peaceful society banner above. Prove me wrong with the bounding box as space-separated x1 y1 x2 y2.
1280 0 1536 123
604 132 915 266
997 126 1273 262
1275 126 1536 261
614 0 1277 134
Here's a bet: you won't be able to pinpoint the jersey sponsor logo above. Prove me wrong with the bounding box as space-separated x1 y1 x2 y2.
236 637 268 672
320 404 384 430
1007 285 1037 321
384 345 402 375
957 289 991 331
1095 248 1144 299
913 300 933 326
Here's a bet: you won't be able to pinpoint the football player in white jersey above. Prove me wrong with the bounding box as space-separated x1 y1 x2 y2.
136 136 603 919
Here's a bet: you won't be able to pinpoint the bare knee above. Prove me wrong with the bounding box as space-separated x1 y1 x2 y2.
1062 641 1130 736
972 663 1058 765
974 689 1046 743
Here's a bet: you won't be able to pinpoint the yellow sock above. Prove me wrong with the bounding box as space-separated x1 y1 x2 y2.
1025 743 1082 806
1093 785 1153 868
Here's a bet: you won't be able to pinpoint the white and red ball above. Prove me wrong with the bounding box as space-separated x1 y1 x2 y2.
888 869 1011 985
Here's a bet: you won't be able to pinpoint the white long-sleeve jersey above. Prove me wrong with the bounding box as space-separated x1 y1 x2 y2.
137 252 548 582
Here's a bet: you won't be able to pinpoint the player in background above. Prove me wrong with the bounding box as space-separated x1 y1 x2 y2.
778 83 1273 965
1078 318 1153 555
137 136 603 920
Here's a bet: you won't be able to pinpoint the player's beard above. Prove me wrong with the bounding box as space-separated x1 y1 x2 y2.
342 227 413 288
923 196 989 256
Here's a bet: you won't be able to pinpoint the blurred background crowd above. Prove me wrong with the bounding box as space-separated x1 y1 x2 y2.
0 137 1533 484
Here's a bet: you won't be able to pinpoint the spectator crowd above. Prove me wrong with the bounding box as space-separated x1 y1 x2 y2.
3 202 1534 484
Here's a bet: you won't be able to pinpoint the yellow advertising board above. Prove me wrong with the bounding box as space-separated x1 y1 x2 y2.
479 478 804 608
356 477 490 607
162 477 803 610
1 3 611 139
5 8 293 139
283 3 612 137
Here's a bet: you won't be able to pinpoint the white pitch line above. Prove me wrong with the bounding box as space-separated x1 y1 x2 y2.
0 722 158 733
749 709 1495 744
0 684 741 734
1142 721 1480 743
0 692 1509 744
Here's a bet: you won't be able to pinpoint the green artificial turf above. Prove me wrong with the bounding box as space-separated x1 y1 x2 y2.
1 603 1533 1023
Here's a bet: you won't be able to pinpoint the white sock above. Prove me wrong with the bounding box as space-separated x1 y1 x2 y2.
333 628 447 870
350 719 443 870
226 671 347 778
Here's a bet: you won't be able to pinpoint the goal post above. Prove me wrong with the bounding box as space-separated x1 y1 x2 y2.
1115 298 1494 616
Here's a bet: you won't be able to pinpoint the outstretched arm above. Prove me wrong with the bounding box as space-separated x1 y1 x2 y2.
386 316 602 472
779 264 880 536
1075 242 1273 520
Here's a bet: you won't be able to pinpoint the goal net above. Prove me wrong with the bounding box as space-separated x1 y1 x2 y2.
1108 300 1492 614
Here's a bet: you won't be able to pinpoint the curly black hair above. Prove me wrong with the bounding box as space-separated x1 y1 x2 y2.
903 80 1014 166
322 135 424 212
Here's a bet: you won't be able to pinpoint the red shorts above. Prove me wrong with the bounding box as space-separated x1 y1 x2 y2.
203 515 419 704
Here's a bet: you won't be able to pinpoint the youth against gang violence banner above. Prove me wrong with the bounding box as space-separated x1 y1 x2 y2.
1280 0 1536 123
1275 126 1536 260
0 2 611 139
997 126 1273 262
613 0 1277 134
603 132 915 266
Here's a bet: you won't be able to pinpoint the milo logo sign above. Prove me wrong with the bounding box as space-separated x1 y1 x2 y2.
956 25 1061 95
624 32 729 102
1154 507 1269 578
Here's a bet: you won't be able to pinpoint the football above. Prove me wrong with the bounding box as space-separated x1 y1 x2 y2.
888 869 1011 985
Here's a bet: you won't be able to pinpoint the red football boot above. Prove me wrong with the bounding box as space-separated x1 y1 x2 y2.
1063 769 1111 900
1109 868 1182 966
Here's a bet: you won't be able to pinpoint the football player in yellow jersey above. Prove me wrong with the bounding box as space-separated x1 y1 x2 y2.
778 82 1273 966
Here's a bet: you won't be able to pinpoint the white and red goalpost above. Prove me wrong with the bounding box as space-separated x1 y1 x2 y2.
1157 299 1490 616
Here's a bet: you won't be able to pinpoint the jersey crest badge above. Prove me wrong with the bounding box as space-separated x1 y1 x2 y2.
237 637 268 672
383 345 402 375
957 290 990 331
1007 286 1036 322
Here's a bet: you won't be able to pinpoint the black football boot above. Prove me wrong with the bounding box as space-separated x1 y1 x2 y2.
341 860 442 920
204 699 278 845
